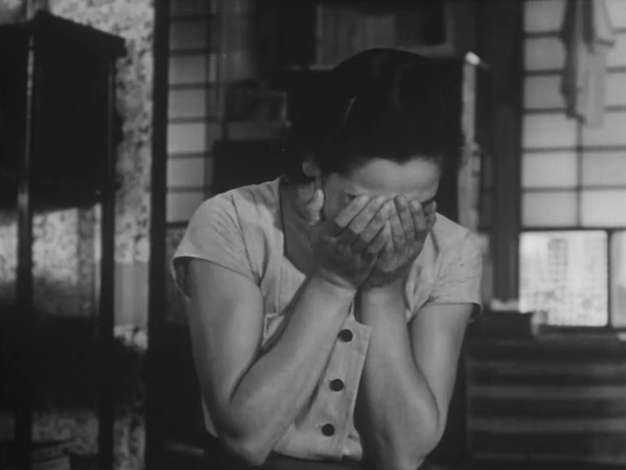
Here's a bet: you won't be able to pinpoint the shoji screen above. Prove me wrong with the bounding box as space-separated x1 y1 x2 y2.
520 0 626 327
166 0 217 224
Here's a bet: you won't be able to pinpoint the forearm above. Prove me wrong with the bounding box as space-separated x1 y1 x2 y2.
223 273 355 457
356 286 440 470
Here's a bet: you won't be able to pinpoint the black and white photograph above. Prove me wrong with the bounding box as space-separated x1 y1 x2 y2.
1 1 626 469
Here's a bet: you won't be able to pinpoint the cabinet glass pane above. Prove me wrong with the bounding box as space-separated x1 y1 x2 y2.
524 75 565 109
606 73 626 106
524 0 565 33
522 191 578 227
581 189 626 226
170 20 208 50
169 55 207 84
607 0 626 27
167 191 205 223
168 88 208 119
582 151 626 186
608 34 626 67
582 112 626 146
524 37 565 71
522 114 577 148
167 157 206 188
170 0 212 17
222 50 256 81
520 231 608 326
522 152 577 188
611 231 626 328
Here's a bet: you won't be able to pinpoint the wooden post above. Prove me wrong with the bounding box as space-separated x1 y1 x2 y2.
97 61 117 470
478 0 524 301
145 0 170 467
14 34 36 470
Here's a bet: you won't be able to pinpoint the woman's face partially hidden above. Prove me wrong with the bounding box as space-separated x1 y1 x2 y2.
320 157 441 222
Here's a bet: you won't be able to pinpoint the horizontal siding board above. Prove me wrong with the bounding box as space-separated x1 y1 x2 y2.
470 397 626 419
467 342 626 363
468 418 626 433
470 431 626 461
469 369 626 386
465 357 626 375
468 385 626 399
467 360 626 376
466 338 626 464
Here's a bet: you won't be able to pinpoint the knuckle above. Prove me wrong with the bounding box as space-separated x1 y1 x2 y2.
359 230 375 244
376 208 388 220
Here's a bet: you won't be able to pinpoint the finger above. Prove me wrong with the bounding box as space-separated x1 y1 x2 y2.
395 196 415 241
353 200 393 247
383 237 394 257
365 221 392 256
416 211 437 243
388 202 405 250
426 210 437 231
337 196 386 243
410 199 429 234
330 195 369 235
423 200 437 215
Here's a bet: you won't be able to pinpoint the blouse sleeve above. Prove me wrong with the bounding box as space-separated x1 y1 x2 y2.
170 194 255 298
427 231 483 311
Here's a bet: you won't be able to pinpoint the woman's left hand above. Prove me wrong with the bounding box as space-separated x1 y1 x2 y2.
362 196 436 291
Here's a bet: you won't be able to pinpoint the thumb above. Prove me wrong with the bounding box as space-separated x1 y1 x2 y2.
305 188 324 225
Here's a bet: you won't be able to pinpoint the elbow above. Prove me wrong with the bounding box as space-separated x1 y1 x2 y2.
418 405 446 456
220 432 273 467
400 406 445 469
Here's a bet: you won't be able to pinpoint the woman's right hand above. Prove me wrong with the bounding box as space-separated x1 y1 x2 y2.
314 195 393 290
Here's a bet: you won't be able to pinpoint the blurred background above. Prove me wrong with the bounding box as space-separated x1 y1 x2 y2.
1 0 625 469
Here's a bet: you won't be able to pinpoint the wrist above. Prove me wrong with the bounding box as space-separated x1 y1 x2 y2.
311 270 358 298
361 278 404 296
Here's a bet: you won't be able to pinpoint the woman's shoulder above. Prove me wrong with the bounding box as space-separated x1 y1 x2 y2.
431 213 476 249
428 213 482 272
193 178 282 228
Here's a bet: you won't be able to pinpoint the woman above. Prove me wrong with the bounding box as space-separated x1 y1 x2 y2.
172 48 482 470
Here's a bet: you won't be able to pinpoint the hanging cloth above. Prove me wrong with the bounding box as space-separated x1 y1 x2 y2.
560 0 616 128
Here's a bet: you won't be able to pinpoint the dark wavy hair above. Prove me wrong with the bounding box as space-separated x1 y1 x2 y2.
284 48 465 184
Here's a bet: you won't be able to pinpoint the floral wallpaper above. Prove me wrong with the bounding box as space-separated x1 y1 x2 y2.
0 209 98 317
50 0 154 266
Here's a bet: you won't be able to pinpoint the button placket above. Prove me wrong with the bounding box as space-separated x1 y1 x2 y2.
321 423 335 437
338 328 353 342
329 378 345 392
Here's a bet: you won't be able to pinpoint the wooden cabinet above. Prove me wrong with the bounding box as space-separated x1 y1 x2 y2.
0 12 124 469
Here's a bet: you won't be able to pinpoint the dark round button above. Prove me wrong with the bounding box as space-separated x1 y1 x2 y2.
338 329 353 342
321 423 335 437
329 379 345 392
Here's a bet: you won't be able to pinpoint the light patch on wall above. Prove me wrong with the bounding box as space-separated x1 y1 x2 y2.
520 230 608 326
